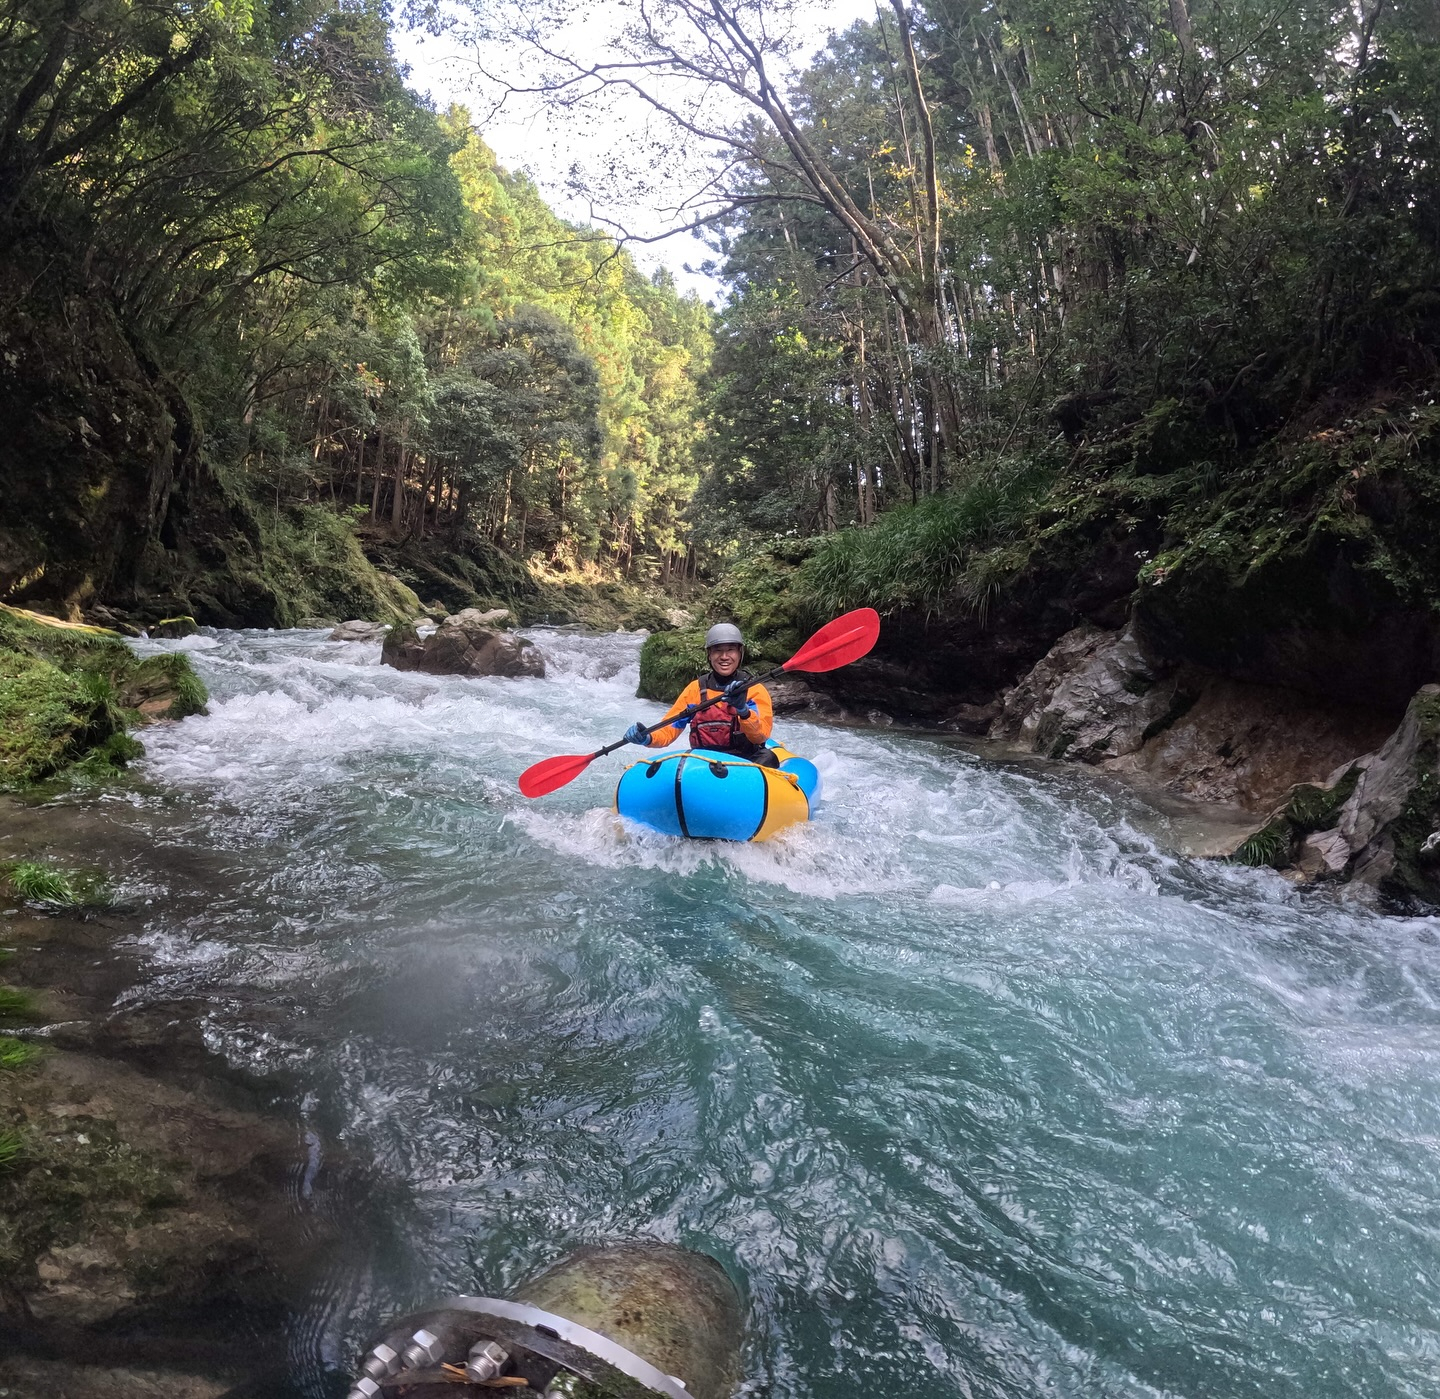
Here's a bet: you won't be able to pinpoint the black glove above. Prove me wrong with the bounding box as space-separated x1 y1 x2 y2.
623 721 651 746
722 677 750 707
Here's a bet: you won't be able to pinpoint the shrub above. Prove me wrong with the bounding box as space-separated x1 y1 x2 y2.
799 454 1055 615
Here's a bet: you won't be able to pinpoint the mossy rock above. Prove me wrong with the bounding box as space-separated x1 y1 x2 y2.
118 654 208 723
0 602 204 786
0 651 124 787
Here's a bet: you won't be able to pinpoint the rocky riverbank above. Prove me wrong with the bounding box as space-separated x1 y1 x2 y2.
0 800 365 1399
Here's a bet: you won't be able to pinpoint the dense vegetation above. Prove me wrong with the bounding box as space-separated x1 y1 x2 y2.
507 0 1434 712
0 0 711 629
3 0 1438 719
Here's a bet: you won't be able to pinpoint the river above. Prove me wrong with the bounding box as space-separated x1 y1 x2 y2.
88 627 1440 1397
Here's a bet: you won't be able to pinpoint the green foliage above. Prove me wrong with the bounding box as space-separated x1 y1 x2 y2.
0 1037 39 1072
799 456 1054 615
1287 768 1362 833
1233 821 1295 869
2 860 110 911
638 628 707 701
637 545 809 699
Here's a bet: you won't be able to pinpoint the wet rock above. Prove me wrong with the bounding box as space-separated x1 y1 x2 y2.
1296 828 1352 878
990 625 1182 762
1220 685 1440 905
993 623 1394 811
149 616 197 639
940 699 1002 734
381 621 425 671
447 605 512 629
296 615 339 630
0 1355 228 1399
30 1241 137 1325
329 619 389 642
119 654 208 723
1335 685 1440 900
383 613 543 678
767 676 842 718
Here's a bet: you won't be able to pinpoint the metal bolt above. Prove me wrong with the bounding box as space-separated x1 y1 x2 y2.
361 1341 403 1380
401 1327 445 1368
543 1373 581 1399
466 1339 509 1383
346 1380 383 1399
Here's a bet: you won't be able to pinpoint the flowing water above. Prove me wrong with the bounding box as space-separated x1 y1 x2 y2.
88 628 1440 1397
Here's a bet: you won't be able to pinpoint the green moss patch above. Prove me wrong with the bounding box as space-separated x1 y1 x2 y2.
0 603 205 788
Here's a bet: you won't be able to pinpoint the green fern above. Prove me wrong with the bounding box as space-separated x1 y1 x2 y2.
1233 820 1294 868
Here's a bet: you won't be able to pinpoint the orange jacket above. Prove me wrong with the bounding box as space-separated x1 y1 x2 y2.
648 676 773 751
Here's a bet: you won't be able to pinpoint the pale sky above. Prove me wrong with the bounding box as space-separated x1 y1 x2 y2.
390 1 878 301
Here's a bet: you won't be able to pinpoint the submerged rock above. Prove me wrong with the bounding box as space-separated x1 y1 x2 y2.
383 613 543 678
329 619 389 642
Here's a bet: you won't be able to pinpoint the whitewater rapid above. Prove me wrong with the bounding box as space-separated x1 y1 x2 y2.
112 627 1440 1399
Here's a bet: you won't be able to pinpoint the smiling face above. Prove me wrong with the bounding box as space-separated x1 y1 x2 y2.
707 643 743 678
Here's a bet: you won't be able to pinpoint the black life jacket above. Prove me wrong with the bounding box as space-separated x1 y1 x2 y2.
690 668 764 758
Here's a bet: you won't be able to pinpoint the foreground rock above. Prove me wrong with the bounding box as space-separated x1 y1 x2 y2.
0 860 354 1393
383 611 543 678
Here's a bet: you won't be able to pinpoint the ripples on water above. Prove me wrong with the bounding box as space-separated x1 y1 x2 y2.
111 628 1440 1398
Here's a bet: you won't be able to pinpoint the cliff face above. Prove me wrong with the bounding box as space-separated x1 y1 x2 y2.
0 259 193 617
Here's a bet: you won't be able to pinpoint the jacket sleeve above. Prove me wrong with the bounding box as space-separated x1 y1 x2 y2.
735 683 773 745
646 680 702 748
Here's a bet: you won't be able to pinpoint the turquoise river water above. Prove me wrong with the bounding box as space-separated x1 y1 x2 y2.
107 626 1440 1398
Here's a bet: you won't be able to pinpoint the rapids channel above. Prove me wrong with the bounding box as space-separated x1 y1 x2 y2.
82 627 1440 1397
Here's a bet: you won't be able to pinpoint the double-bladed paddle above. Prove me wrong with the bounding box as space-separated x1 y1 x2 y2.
517 607 881 798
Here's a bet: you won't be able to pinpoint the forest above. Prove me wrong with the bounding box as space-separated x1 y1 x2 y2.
0 0 710 627
0 0 1437 675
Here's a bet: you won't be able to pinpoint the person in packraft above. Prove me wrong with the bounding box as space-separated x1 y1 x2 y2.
624 623 779 767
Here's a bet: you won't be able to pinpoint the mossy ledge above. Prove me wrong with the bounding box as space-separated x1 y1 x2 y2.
0 605 206 789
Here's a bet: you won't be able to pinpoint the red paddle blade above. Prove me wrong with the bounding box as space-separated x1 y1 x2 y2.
518 751 596 798
783 607 881 674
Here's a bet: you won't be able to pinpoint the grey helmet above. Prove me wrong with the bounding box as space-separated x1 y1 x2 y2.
704 622 744 651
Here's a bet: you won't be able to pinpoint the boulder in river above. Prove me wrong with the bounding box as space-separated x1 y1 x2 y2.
329 619 389 642
383 612 543 678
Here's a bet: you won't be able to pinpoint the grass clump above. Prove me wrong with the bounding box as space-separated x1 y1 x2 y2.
0 985 39 1022
0 1130 22 1172
799 454 1054 616
1232 819 1295 869
0 1036 38 1071
3 859 111 910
